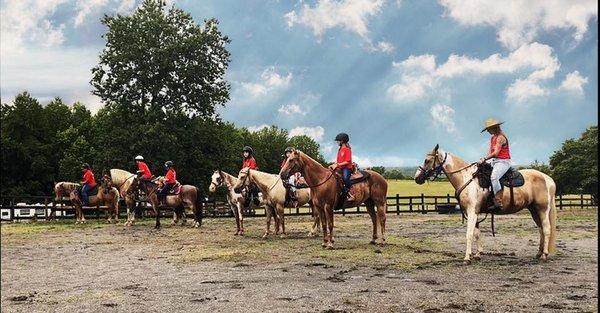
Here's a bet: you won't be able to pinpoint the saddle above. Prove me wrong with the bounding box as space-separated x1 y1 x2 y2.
349 170 371 185
76 185 98 196
475 163 524 189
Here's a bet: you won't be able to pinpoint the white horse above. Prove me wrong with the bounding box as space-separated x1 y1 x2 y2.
109 169 137 226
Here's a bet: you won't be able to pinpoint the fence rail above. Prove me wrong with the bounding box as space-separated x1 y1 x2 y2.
0 194 596 221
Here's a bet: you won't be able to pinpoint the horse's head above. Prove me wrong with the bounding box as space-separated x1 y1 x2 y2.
280 148 303 180
209 170 225 193
415 144 447 185
233 168 251 193
101 175 113 193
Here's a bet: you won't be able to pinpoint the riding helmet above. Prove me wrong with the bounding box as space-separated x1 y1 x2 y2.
334 133 349 143
81 163 90 169
135 155 144 161
284 147 294 153
164 161 174 168
243 146 253 154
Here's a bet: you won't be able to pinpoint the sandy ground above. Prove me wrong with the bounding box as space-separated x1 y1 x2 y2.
1 209 597 313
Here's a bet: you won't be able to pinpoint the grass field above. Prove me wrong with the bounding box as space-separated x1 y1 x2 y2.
386 179 454 196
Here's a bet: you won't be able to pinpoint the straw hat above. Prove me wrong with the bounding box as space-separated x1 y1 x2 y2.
481 118 504 132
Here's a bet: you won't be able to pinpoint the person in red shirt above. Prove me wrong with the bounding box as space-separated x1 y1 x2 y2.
158 161 176 205
328 133 355 201
477 118 512 208
79 163 96 205
241 146 260 206
134 155 152 193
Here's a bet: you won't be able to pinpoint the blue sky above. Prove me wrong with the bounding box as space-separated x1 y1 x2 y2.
1 0 597 166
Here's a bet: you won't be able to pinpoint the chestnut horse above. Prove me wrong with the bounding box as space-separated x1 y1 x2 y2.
126 176 203 229
280 149 388 249
414 144 557 263
69 175 120 224
232 168 314 239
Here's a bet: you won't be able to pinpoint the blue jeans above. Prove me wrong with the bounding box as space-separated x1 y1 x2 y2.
491 159 511 194
81 184 92 205
341 168 352 191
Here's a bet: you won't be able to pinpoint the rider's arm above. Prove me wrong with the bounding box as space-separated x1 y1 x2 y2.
481 136 505 162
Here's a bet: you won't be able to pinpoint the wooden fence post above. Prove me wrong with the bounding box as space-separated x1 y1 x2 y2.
421 193 425 214
580 194 584 209
44 198 49 220
409 196 413 212
396 194 400 215
558 194 563 210
342 206 346 216
9 198 14 222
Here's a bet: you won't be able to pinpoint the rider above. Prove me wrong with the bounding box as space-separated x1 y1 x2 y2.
328 133 355 202
79 163 97 206
158 161 176 206
478 118 511 208
242 146 260 206
134 155 152 193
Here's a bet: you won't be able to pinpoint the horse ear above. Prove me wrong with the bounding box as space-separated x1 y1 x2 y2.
434 144 439 152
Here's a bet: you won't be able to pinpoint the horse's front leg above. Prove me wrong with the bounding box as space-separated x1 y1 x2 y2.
153 201 161 229
277 204 286 238
238 203 245 235
473 224 483 260
263 205 272 239
464 211 478 264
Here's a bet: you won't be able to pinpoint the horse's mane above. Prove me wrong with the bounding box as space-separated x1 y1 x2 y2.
110 169 134 186
55 182 80 190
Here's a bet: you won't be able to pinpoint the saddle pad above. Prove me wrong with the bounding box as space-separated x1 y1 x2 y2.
169 183 182 195
350 170 370 185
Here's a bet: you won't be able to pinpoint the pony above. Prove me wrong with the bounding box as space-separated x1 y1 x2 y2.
414 144 557 263
232 168 314 239
69 174 120 224
280 149 388 248
51 182 80 220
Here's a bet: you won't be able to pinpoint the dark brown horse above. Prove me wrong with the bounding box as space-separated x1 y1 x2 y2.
280 149 388 249
127 177 203 229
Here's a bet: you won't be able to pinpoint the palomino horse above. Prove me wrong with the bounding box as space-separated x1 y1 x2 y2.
280 149 388 248
126 176 203 229
414 144 557 263
69 175 120 224
232 168 314 238
51 182 80 220
109 169 137 226
209 170 264 235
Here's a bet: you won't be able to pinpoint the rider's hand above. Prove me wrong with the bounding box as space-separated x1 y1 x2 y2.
477 158 486 165
328 163 338 170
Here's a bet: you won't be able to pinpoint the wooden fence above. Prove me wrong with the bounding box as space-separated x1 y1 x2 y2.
0 194 595 221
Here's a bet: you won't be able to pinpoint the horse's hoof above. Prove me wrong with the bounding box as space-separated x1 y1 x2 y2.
369 240 377 245
194 222 200 228
262 234 268 239
326 243 334 250
540 254 548 262
473 255 481 261
279 234 287 239
321 242 327 248
463 259 472 265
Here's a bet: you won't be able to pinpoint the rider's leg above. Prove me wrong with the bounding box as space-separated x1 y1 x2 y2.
81 184 90 206
491 159 511 207
342 168 354 201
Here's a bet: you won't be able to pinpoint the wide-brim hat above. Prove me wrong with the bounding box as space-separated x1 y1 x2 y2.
481 118 504 132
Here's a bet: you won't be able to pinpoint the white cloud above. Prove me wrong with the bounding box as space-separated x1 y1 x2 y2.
278 103 307 116
387 42 560 103
430 103 457 133
238 66 292 98
376 41 395 53
352 155 407 167
289 126 325 142
559 70 588 95
439 0 598 49
74 0 109 27
247 124 270 132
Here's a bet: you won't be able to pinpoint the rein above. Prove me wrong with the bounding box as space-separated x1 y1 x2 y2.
303 170 335 188
116 174 136 190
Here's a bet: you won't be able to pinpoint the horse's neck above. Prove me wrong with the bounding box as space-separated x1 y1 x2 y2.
250 170 278 192
301 154 332 187
443 152 474 190
223 172 240 194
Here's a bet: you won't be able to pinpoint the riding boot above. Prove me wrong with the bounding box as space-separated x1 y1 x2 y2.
346 186 355 202
493 191 503 209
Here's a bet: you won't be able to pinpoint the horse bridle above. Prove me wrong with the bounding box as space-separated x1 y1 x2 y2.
419 152 448 182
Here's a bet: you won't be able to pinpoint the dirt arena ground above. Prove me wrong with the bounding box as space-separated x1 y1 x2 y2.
1 208 597 312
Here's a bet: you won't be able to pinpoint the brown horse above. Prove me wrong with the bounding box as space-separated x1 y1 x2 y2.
127 176 203 229
280 149 388 249
51 181 80 220
69 175 120 224
414 144 558 263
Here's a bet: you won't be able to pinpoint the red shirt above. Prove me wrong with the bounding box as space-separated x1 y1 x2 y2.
82 170 96 188
490 134 511 159
242 157 258 169
336 146 353 170
137 161 152 179
164 169 176 184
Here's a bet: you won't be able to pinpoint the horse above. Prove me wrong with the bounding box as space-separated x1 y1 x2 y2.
51 182 80 220
414 144 558 263
126 176 203 229
209 170 262 235
109 169 137 226
280 149 388 249
69 174 120 224
232 168 314 239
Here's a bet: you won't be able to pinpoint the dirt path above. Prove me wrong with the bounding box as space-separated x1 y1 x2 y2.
1 209 597 312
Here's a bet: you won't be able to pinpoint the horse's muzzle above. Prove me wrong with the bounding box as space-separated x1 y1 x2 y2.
233 187 242 193
280 170 290 180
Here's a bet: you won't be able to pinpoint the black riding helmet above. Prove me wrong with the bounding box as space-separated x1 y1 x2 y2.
164 161 174 168
243 146 253 154
284 147 294 153
334 133 349 143
81 163 90 169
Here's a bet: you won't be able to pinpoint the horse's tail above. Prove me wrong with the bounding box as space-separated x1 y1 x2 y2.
195 186 203 226
548 178 557 254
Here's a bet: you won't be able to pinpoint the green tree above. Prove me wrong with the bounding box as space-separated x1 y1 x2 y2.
91 0 231 120
550 126 598 201
370 166 385 175
520 160 552 175
383 169 405 180
287 135 326 165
